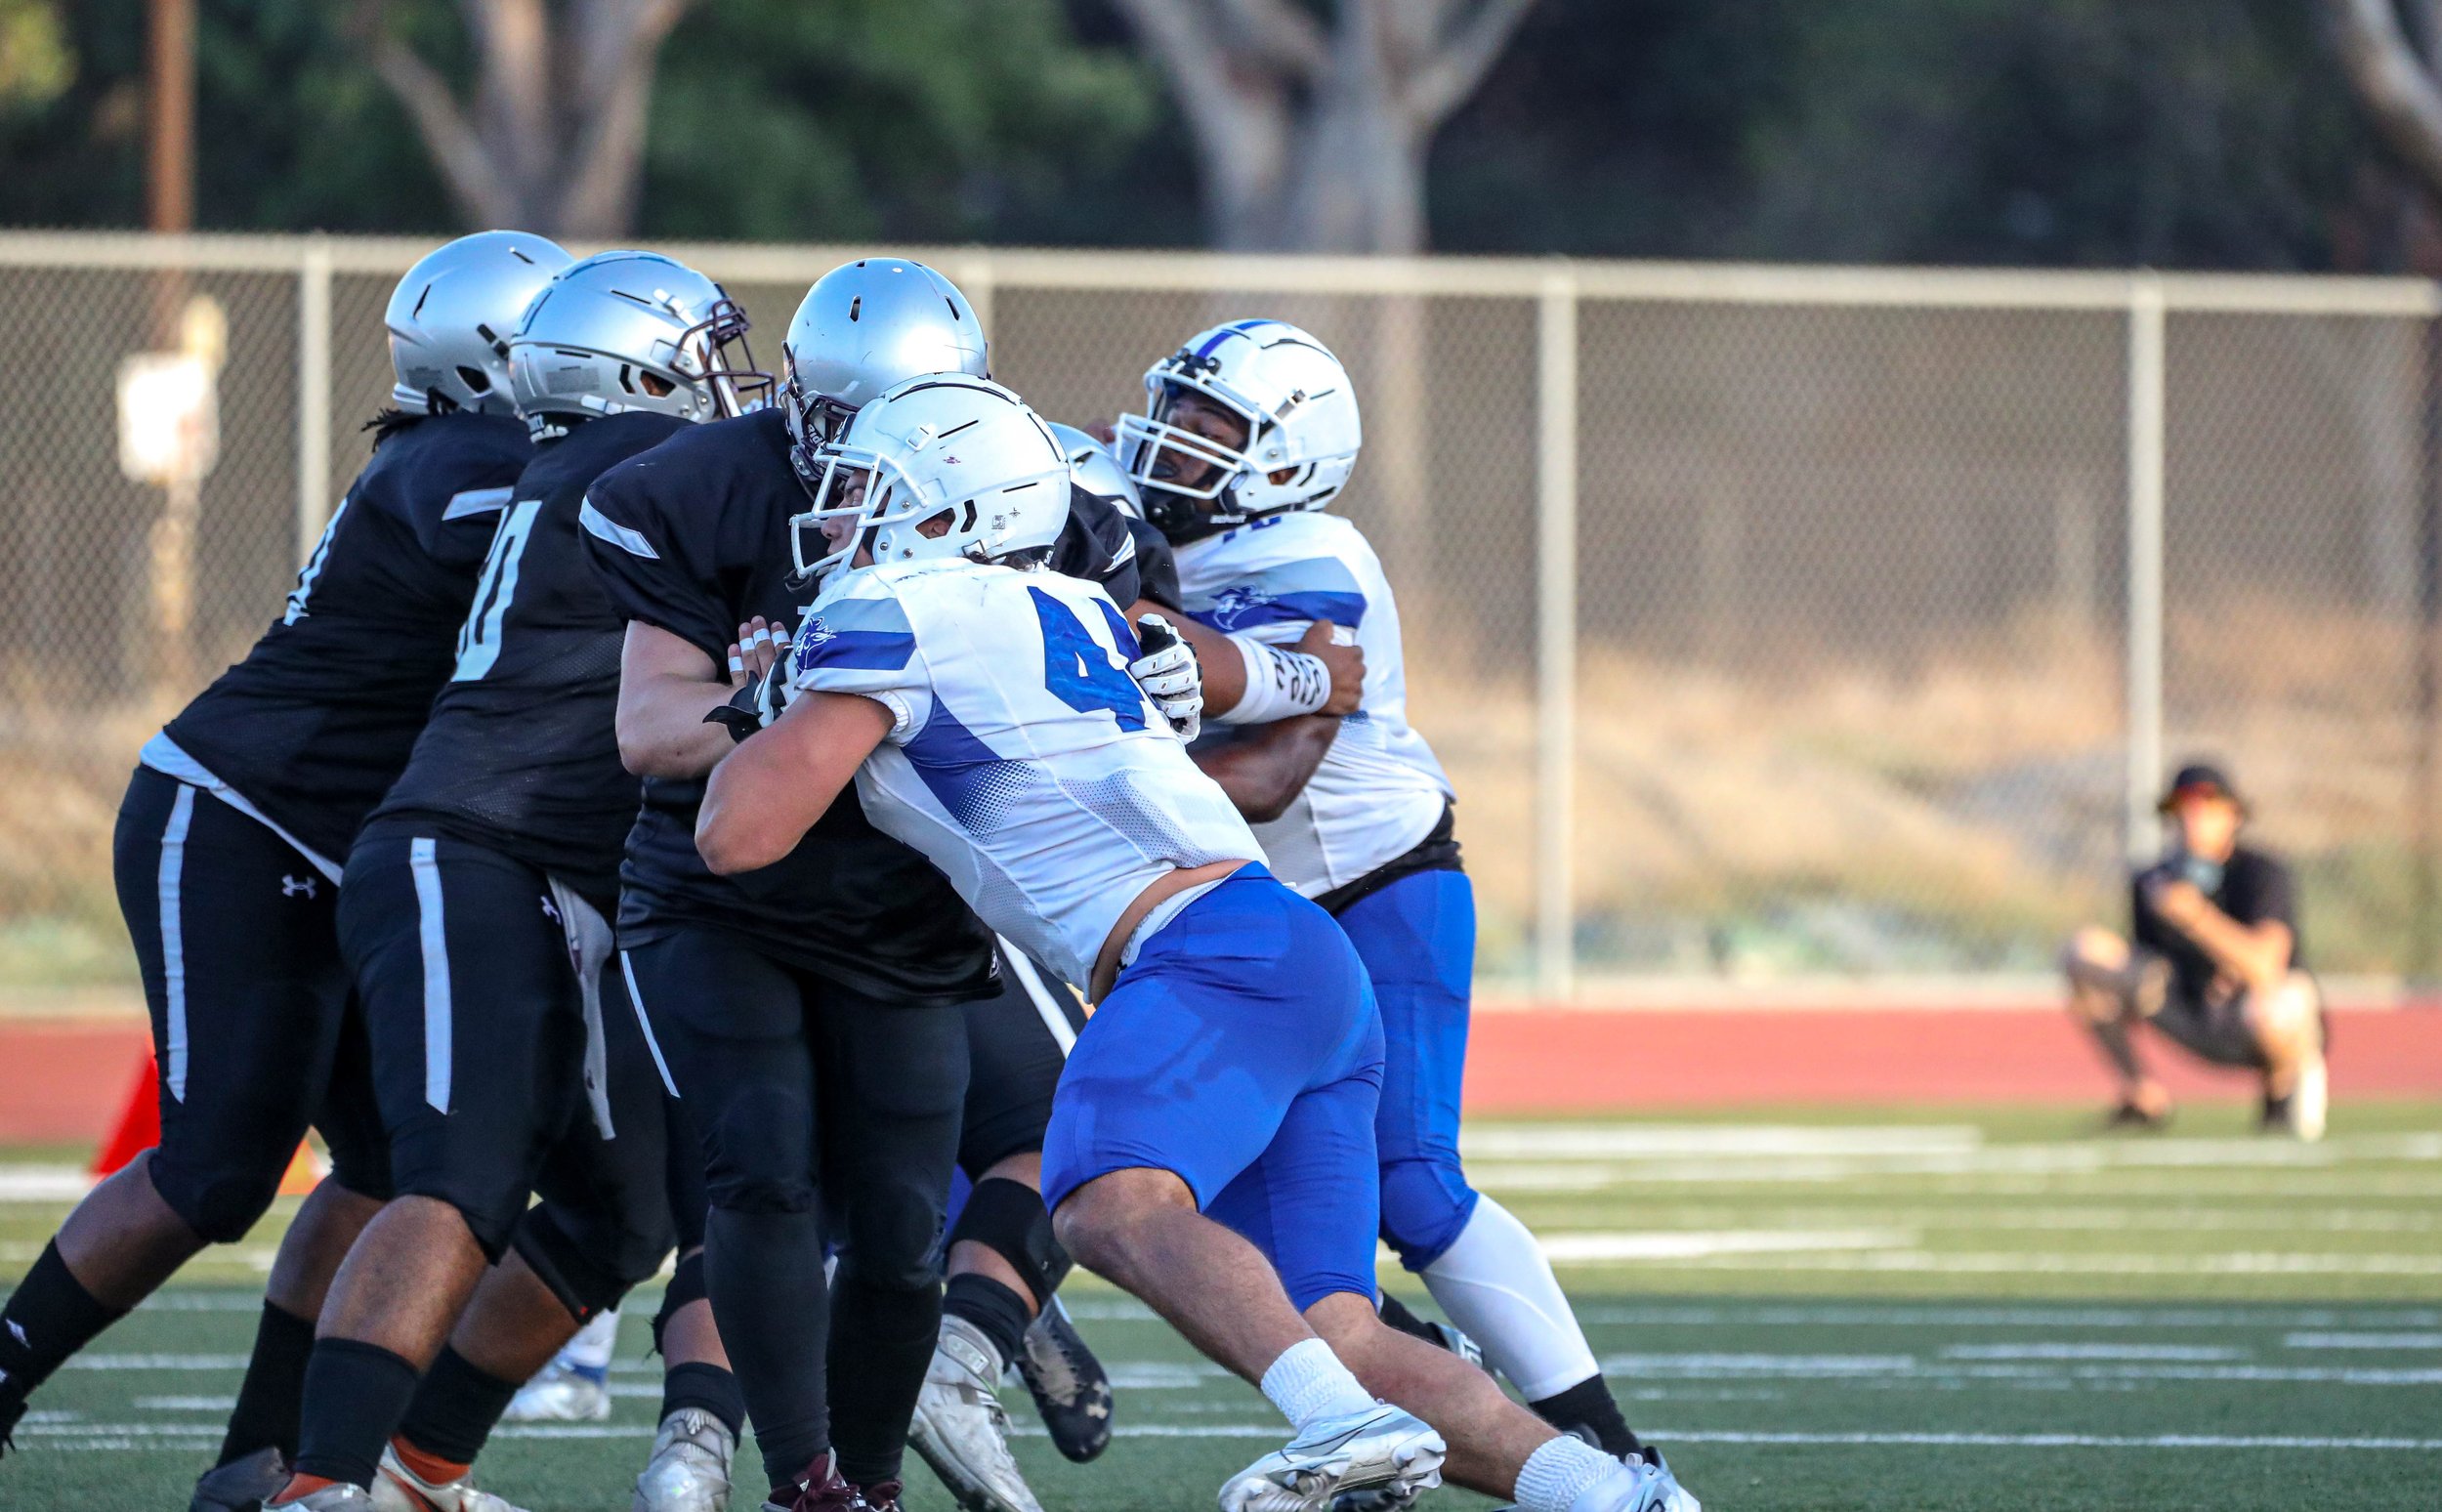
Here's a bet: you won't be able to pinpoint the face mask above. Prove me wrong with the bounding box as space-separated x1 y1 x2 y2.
2173 847 2224 895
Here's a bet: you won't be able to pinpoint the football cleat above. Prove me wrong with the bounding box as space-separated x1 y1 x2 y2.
1569 1451 1702 1512
190 1446 294 1512
371 1443 530 1512
634 1407 737 1512
909 1315 1043 1512
268 1486 379 1511
1015 1294 1113 1463
854 1480 905 1512
761 1451 859 1512
1219 1404 1445 1512
0 1388 22 1458
503 1360 612 1423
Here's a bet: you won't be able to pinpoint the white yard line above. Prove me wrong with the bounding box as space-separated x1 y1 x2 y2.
2284 1332 2442 1350
1538 1229 1914 1261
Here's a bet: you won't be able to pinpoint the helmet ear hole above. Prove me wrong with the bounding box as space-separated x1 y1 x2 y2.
455 364 490 394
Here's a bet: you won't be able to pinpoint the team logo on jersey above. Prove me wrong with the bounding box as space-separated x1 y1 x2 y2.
1201 585 1278 632
793 617 836 674
280 874 317 900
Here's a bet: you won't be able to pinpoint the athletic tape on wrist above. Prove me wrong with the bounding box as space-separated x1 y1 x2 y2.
1212 636 1332 725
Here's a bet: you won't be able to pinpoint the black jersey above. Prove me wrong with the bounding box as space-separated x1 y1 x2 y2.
581 407 1150 1004
158 413 531 864
2132 845 2302 1004
364 412 688 908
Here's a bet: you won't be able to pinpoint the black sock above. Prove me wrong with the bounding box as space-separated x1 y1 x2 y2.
292 1339 423 1488
216 1300 316 1465
662 1360 746 1440
826 1272 939 1489
1529 1373 1642 1459
1374 1292 1446 1349
395 1344 521 1466
0 1240 128 1402
942 1273 1032 1369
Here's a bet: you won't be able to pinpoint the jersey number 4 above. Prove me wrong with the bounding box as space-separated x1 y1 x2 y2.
1031 586 1146 733
453 499 542 682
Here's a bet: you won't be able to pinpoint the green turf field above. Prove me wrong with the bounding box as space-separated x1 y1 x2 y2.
5 1101 2438 1510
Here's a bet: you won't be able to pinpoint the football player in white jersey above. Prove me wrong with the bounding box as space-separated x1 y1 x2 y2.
695 374 1694 1512
1117 319 1687 1491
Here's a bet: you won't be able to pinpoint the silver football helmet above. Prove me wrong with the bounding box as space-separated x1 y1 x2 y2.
1048 422 1143 519
781 259 989 488
790 374 1068 585
508 250 768 437
384 231 571 416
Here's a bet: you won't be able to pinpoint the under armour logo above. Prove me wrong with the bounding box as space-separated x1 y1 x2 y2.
280 875 317 899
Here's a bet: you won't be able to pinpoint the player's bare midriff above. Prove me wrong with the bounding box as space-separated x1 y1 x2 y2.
1091 858 1251 1002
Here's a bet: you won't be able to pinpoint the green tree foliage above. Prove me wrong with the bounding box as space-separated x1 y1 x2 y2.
1431 0 2390 270
0 0 2421 273
0 0 1157 241
0 0 71 114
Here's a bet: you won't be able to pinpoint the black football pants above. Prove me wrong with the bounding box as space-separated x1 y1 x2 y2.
111 767 390 1242
624 926 968 1491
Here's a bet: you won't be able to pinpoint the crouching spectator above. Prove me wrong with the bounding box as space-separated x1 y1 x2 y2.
2061 762 2327 1139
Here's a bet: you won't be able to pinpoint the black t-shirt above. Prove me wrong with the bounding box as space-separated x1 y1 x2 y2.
160 412 531 863
364 412 688 909
2131 844 2301 1004
579 406 1150 1004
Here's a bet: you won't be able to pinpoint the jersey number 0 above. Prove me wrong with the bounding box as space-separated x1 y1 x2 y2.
453 499 543 682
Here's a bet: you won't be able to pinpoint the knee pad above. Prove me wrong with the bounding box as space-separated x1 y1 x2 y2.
513 1199 674 1323
1377 1156 1479 1272
705 1172 819 1216
651 1247 709 1356
147 1157 281 1245
947 1177 1072 1308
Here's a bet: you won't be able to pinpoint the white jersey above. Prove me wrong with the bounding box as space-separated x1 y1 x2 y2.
788 557 1264 988
1174 511 1453 897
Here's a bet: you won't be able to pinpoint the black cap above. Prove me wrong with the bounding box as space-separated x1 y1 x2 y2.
2158 761 2244 815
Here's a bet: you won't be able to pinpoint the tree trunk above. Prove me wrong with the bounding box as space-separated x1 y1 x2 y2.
358 0 690 239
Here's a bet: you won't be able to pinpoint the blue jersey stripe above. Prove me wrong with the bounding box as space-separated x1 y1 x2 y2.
1188 588 1368 634
794 628 915 672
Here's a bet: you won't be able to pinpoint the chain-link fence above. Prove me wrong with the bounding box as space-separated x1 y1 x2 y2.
1 233 2434 996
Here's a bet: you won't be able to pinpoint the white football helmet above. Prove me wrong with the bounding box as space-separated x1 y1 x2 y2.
1048 421 1143 519
384 231 571 416
781 258 990 488
791 374 1069 585
1116 319 1362 541
508 250 767 437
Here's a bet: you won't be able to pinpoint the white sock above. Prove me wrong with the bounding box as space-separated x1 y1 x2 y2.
1513 1434 1620 1512
1420 1196 1601 1400
557 1307 621 1374
1258 1338 1375 1431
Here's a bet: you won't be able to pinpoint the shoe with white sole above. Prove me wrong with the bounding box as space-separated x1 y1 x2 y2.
909 1315 1043 1512
1220 1404 1445 1512
269 1485 379 1511
634 1407 737 1512
1569 1451 1702 1512
370 1444 530 1512
503 1360 612 1423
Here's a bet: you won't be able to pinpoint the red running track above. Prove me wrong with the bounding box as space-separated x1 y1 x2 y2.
1 1008 2437 1144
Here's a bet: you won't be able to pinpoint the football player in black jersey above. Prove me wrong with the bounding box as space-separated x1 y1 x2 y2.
580 259 1249 1512
264 252 768 1512
0 232 568 1507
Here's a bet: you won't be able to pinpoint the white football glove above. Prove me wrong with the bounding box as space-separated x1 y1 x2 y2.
1129 612 1203 742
